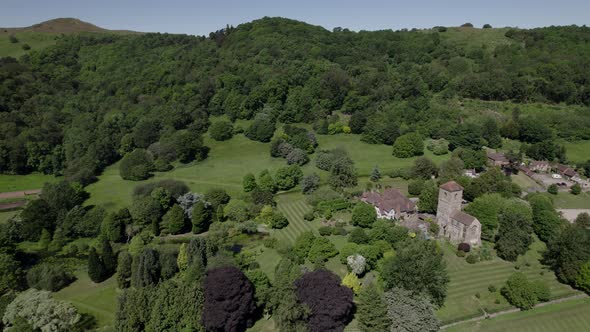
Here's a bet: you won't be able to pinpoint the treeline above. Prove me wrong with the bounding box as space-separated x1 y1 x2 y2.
1 18 590 178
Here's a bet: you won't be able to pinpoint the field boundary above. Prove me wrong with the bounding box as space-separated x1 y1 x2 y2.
441 293 589 330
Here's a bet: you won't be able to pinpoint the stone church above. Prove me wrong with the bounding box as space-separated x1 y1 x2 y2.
436 181 481 246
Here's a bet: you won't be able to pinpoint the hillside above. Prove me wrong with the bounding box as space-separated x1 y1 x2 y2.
0 18 139 58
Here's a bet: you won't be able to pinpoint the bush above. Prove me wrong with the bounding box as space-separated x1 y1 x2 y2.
458 243 471 253
571 183 582 195
120 149 154 180
488 285 497 293
392 133 424 158
547 184 558 195
263 237 277 248
466 254 479 264
22 43 31 51
303 211 315 221
26 263 75 292
319 226 333 236
456 250 466 257
209 120 234 141
286 148 309 166
408 179 425 196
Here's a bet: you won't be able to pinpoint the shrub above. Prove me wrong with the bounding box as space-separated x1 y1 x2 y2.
22 43 31 50
547 184 558 195
26 263 75 292
319 226 333 236
488 285 497 293
456 250 466 257
408 180 425 196
392 133 424 158
458 243 471 253
286 148 309 166
263 237 277 249
120 149 154 181
571 183 582 195
466 254 479 264
209 120 234 141
303 211 315 221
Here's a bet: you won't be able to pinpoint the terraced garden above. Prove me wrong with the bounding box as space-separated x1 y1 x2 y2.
437 239 580 324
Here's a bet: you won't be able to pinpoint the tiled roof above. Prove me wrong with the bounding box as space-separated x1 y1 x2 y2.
451 210 477 226
361 188 415 215
487 152 509 162
440 181 463 192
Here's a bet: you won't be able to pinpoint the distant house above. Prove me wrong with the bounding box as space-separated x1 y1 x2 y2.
436 181 481 246
361 188 416 220
487 152 509 167
519 165 534 178
530 160 550 172
556 164 578 179
464 169 478 178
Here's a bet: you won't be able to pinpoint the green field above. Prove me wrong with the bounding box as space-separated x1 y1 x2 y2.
563 140 590 164
0 173 57 192
0 210 18 224
447 297 590 332
86 133 447 211
437 27 513 50
546 191 590 209
0 31 59 58
437 239 579 324
54 271 118 331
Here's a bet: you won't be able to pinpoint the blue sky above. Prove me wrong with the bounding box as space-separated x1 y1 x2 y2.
3 0 589 35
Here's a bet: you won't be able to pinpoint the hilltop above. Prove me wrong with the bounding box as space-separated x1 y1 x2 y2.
0 18 139 58
1 17 138 34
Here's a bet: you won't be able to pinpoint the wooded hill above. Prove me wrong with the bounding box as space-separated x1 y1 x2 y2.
1 17 590 181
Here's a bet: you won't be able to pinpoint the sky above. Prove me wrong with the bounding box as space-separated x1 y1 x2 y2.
2 0 589 35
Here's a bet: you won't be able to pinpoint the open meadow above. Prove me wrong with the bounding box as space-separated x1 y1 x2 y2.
86 133 446 211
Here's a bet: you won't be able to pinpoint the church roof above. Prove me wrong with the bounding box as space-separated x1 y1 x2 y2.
451 210 477 226
440 181 463 192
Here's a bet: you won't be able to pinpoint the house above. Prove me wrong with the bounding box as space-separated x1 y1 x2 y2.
361 188 416 220
464 169 478 178
530 160 550 172
519 165 534 178
487 152 509 167
556 164 579 179
436 181 482 246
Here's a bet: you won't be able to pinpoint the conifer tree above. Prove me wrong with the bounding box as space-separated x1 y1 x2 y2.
177 243 189 272
357 284 391 332
116 251 133 289
100 237 117 276
370 165 381 182
88 247 106 283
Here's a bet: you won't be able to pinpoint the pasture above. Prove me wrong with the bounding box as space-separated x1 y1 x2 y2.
0 31 59 58
563 140 590 164
545 191 590 209
446 296 590 332
437 239 580 324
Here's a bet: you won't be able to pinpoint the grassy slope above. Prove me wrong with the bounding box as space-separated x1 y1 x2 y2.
86 133 448 211
438 27 514 50
437 239 580 324
54 271 118 331
563 140 590 164
0 31 59 58
447 297 590 332
544 191 590 209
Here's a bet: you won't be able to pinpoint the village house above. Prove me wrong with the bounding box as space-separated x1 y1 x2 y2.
361 188 415 220
487 152 509 168
556 164 579 179
436 181 482 246
530 160 550 172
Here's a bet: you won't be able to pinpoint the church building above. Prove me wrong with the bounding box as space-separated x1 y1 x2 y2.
436 181 481 246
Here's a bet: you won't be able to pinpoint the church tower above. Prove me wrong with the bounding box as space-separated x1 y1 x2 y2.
436 181 464 234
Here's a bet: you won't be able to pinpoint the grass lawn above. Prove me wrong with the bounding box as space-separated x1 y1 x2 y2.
447 297 590 332
563 140 590 164
86 133 437 211
54 271 118 331
544 191 590 209
0 173 57 192
511 173 543 192
273 192 317 244
437 239 580 324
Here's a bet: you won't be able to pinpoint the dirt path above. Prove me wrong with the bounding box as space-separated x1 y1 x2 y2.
558 209 590 223
441 293 588 330
0 189 41 199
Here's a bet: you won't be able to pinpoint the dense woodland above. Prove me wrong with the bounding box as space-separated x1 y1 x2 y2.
1 17 590 332
1 18 590 179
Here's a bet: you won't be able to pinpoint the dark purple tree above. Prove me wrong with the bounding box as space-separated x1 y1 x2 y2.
202 266 256 332
295 269 354 332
